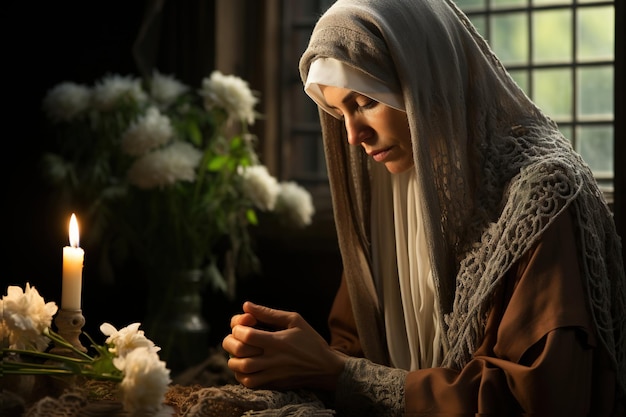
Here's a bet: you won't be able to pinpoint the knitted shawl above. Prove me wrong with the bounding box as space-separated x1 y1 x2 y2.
299 0 626 394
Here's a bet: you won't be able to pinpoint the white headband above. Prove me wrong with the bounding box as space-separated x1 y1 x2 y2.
304 57 405 119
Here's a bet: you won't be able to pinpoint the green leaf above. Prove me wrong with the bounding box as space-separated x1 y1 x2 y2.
230 135 243 150
186 120 203 146
246 208 258 225
208 155 229 171
91 355 121 377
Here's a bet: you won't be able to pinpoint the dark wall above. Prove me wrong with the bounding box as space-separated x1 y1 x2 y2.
4 1 147 330
3 0 218 339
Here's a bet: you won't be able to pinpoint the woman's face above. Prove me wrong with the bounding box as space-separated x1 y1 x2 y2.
320 85 413 174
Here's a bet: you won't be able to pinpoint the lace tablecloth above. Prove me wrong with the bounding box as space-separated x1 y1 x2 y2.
2 349 336 417
11 384 334 417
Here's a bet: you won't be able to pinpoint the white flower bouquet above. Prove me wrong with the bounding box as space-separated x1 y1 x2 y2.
1 283 172 416
41 70 315 291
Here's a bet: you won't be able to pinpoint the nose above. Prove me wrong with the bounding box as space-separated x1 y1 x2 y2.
344 115 372 146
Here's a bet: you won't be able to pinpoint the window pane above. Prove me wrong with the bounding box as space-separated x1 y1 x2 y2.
468 15 487 37
456 0 487 10
577 125 613 176
577 66 613 120
532 0 571 5
491 0 526 8
290 0 334 17
509 69 529 93
290 86 320 125
533 68 572 120
290 133 326 180
491 13 528 64
577 6 614 61
559 125 573 143
289 28 314 63
532 9 572 64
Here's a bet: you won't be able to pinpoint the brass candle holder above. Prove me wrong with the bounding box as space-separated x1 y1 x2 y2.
50 308 87 356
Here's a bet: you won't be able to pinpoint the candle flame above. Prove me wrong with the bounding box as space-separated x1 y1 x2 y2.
69 213 80 248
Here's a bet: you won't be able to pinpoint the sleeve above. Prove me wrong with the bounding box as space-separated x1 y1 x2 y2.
404 329 594 416
333 210 615 416
335 357 407 417
327 272 364 357
404 209 600 416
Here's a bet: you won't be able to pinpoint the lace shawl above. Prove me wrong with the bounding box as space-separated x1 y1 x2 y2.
299 0 626 395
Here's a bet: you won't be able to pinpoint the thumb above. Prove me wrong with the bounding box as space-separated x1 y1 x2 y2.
242 301 298 330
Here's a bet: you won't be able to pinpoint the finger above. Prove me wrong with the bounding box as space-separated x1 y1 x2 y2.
227 351 289 378
231 324 275 348
232 363 310 390
222 334 263 358
234 370 278 389
228 355 268 375
242 302 300 330
230 312 258 328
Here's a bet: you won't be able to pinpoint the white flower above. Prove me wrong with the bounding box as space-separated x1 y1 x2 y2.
276 182 315 227
121 107 174 157
2 283 58 351
42 82 91 123
127 141 203 189
117 346 172 416
239 165 281 211
150 70 189 109
92 74 147 111
100 322 160 360
199 70 259 125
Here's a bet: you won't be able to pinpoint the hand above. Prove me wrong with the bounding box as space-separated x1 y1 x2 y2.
222 301 347 390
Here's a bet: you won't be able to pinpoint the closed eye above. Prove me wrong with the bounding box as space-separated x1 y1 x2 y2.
357 96 377 111
324 91 378 119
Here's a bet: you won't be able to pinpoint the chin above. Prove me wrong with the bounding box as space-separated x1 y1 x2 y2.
384 160 414 174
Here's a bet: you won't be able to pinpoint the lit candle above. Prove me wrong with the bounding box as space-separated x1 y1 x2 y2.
61 213 84 310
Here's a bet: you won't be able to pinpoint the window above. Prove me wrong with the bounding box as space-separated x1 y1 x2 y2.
280 0 618 208
280 1 336 214
455 0 615 196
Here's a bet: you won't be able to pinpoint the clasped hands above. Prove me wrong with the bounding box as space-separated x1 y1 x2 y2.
222 301 347 391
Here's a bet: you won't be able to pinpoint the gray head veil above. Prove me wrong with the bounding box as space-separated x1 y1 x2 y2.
299 0 625 393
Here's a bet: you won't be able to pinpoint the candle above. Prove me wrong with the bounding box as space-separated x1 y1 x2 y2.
61 213 84 310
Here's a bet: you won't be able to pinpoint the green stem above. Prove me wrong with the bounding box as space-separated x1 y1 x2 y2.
3 367 123 382
193 141 213 203
2 360 79 370
3 368 76 376
2 348 92 364
45 328 94 361
2 350 124 383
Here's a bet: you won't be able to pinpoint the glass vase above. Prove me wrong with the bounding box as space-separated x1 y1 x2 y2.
147 268 210 375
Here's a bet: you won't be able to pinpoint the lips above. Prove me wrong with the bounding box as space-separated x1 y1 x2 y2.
369 147 392 162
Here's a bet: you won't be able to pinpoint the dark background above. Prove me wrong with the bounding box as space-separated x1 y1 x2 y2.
3 1 342 353
4 0 148 323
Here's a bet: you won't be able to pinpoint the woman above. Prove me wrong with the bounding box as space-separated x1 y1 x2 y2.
223 0 626 415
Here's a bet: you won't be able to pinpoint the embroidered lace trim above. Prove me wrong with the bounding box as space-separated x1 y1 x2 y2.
335 357 407 417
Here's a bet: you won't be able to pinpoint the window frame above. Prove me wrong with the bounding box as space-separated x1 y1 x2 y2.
458 0 616 193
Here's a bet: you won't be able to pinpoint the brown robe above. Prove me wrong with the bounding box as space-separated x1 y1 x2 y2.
328 210 623 416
